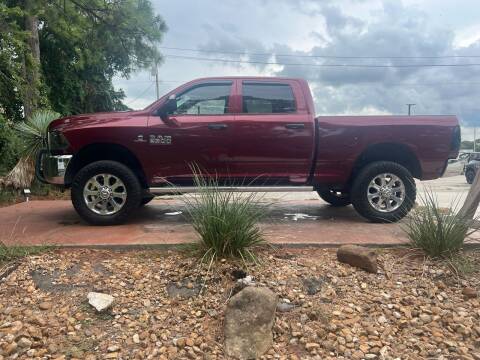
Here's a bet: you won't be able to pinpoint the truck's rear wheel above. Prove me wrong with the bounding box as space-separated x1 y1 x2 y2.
71 160 142 225
351 161 416 223
140 194 155 206
317 188 351 207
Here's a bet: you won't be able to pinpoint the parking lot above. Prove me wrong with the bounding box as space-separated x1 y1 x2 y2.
0 171 477 248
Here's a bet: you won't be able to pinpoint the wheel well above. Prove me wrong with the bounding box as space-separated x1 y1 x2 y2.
65 143 148 188
352 143 422 181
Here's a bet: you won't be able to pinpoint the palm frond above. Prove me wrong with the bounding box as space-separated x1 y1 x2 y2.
14 110 60 159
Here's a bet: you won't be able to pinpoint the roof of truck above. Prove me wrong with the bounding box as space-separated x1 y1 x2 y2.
190 76 305 81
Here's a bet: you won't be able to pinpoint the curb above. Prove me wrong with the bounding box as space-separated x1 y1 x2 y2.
32 241 480 251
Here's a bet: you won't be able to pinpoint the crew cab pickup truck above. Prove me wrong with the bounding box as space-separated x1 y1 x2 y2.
36 77 460 225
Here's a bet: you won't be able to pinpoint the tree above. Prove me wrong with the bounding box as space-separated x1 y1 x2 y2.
459 170 480 220
460 140 474 150
40 0 167 114
0 110 59 189
0 0 166 187
1 0 166 118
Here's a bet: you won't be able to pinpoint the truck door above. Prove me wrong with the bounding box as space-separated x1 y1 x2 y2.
230 80 315 184
147 80 234 185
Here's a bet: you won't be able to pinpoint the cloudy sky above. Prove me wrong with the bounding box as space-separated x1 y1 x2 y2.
113 0 480 139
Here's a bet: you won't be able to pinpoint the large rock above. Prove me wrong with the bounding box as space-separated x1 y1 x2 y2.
87 292 114 312
337 245 377 273
224 286 277 359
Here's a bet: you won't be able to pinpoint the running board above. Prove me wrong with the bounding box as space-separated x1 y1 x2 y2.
149 186 314 194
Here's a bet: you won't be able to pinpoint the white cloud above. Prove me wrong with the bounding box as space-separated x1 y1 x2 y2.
114 0 480 130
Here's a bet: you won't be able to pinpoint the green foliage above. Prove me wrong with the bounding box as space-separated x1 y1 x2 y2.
1 0 167 119
0 3 29 122
449 253 477 276
461 141 474 150
460 140 480 151
0 115 21 175
40 0 166 115
404 190 477 258
14 109 59 158
0 242 52 264
182 167 268 264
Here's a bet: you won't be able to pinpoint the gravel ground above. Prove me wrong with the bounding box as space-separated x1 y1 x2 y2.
0 248 479 359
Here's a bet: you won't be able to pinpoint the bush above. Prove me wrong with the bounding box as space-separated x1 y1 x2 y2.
404 190 476 258
0 115 21 176
182 167 268 263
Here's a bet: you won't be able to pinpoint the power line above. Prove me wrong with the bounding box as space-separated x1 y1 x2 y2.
164 54 480 68
159 45 480 60
125 81 155 106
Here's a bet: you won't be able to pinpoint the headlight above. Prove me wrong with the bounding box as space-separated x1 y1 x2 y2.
48 130 70 150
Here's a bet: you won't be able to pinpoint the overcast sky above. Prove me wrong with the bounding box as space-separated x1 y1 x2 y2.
113 0 480 139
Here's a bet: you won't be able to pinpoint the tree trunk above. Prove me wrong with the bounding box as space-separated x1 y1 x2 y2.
23 0 41 119
459 169 480 220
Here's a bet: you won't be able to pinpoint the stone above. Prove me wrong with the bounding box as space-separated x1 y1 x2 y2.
107 345 120 352
166 280 201 299
303 277 325 295
132 334 140 344
337 245 377 273
462 287 477 299
17 337 32 348
277 301 295 312
305 343 320 350
224 286 277 360
38 302 52 311
87 292 114 312
4 342 17 355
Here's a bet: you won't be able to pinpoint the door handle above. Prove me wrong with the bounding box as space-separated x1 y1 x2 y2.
208 123 228 130
285 123 305 129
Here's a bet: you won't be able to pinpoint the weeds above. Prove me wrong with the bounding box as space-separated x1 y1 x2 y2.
404 190 477 258
181 166 269 265
0 217 52 267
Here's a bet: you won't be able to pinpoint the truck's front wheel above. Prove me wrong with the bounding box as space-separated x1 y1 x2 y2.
71 160 142 225
351 161 416 223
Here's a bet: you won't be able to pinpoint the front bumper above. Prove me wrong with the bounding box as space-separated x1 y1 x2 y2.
36 149 72 185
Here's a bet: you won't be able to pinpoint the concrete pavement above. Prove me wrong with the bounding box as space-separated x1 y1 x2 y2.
0 175 477 248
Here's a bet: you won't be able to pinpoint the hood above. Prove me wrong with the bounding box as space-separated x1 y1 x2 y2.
49 110 148 132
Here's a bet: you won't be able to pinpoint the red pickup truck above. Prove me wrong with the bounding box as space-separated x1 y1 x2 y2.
37 77 460 225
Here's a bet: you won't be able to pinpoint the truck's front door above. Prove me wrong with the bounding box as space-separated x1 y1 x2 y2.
147 80 234 185
230 80 315 184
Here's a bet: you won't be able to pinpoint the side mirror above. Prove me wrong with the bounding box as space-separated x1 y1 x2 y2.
157 95 177 122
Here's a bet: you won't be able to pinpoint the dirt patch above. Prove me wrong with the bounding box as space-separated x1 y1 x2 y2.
0 248 479 359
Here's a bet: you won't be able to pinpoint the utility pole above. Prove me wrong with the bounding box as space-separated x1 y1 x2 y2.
151 61 159 100
406 103 416 116
474 127 477 152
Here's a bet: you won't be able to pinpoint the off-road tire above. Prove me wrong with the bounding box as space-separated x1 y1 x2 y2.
71 160 142 225
317 188 351 207
351 161 416 223
466 169 475 184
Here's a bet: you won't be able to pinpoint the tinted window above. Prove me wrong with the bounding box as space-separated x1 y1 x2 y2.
173 82 232 115
242 82 296 113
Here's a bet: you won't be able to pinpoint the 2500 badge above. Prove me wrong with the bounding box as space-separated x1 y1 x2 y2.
149 134 172 145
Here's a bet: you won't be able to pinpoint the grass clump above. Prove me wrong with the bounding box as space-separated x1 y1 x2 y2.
0 218 52 266
0 243 51 269
405 190 476 258
182 167 268 264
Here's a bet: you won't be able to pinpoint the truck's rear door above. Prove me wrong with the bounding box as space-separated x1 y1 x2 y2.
230 79 315 183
